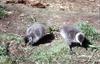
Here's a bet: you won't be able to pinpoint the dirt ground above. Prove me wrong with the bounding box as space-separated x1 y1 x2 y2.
0 0 100 64
0 0 100 35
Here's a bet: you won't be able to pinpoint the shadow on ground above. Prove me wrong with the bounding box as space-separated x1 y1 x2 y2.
32 33 55 46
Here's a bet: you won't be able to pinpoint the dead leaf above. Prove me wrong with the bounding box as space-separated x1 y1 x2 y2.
6 0 16 4
6 0 26 4
31 2 46 8
25 0 49 8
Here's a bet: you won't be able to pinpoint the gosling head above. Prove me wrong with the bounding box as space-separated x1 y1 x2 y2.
75 32 84 45
24 32 40 45
24 35 33 45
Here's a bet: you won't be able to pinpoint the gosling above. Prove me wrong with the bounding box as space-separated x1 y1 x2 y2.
60 25 85 53
24 23 51 45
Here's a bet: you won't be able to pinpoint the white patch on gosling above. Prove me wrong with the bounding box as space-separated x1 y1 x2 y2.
75 32 84 45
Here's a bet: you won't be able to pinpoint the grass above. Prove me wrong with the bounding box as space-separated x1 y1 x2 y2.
0 32 23 44
0 54 15 64
0 45 13 64
0 5 6 18
0 21 100 64
0 45 7 56
24 40 70 64
0 33 23 64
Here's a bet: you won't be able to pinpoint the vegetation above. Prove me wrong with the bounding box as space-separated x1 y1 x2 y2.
0 45 12 64
0 33 23 64
26 40 69 63
0 33 23 44
0 5 6 18
0 21 100 64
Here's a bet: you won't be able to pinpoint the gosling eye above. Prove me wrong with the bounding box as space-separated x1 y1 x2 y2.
28 37 32 43
78 34 84 43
